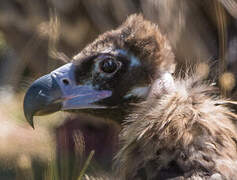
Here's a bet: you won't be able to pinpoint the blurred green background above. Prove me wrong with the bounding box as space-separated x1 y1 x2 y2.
0 0 236 179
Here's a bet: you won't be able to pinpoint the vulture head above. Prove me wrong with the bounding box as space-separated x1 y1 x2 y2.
23 14 237 179
23 14 175 127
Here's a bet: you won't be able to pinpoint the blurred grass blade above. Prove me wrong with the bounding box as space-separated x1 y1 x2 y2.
78 150 95 180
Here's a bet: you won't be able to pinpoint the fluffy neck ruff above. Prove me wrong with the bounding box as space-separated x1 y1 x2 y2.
115 78 237 179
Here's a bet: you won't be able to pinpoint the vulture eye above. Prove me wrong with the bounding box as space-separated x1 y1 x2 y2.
100 58 120 74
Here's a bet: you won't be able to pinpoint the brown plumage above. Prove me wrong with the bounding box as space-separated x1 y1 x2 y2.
115 76 237 179
74 14 175 77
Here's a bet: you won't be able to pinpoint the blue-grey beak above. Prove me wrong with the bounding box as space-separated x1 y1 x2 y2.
23 63 112 128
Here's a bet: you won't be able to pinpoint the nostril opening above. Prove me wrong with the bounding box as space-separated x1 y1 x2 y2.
62 79 70 86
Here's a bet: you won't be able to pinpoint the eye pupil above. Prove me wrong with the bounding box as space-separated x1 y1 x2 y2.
101 58 118 73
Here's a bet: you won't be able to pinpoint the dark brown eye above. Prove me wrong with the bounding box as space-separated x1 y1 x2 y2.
100 58 119 73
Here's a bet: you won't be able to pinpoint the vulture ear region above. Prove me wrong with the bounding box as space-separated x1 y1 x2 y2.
149 72 175 98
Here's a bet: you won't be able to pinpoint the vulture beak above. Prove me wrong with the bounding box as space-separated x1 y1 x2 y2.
23 63 112 128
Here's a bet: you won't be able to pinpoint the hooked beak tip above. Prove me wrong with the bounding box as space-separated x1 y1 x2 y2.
23 73 62 129
28 117 35 129
24 108 35 129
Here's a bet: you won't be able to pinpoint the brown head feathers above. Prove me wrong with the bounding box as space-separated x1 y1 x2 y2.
73 14 175 79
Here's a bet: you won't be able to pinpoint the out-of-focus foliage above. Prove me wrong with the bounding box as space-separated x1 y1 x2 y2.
0 93 55 179
0 32 7 50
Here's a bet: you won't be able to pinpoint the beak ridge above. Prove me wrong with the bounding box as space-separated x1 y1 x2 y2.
23 63 112 128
